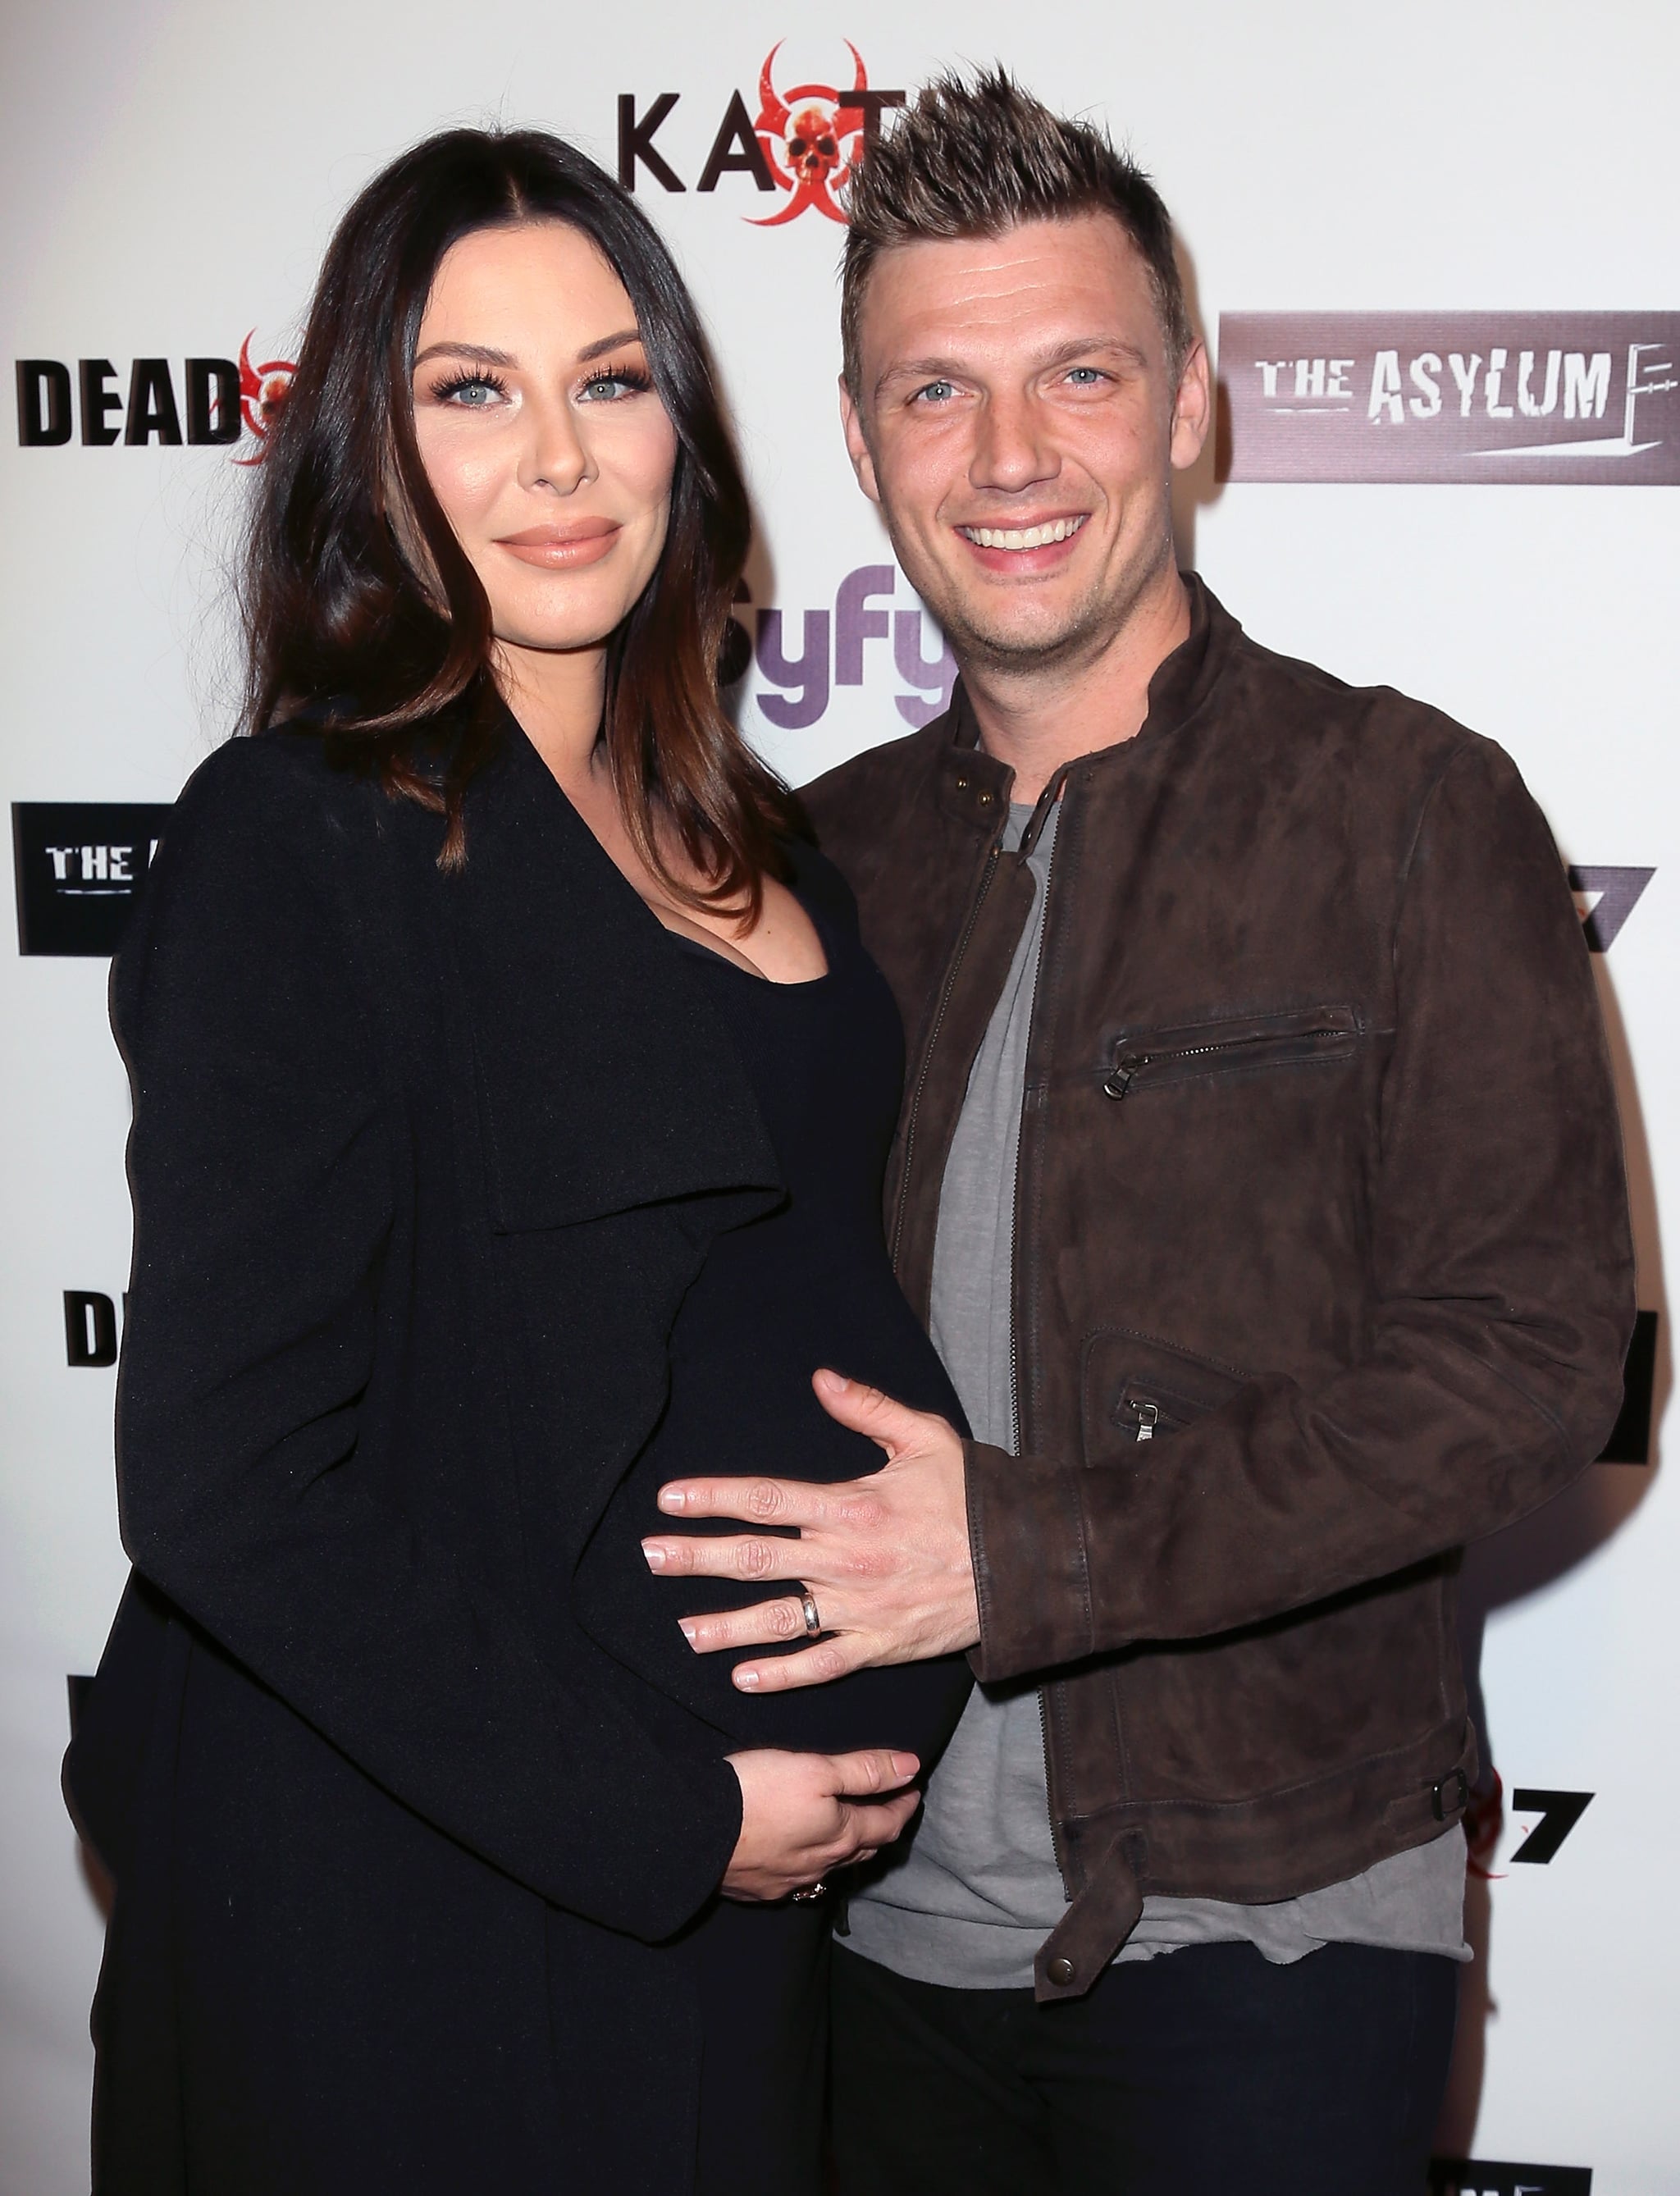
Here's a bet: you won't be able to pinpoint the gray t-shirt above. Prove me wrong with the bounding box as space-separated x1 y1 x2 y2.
845 800 1469 1990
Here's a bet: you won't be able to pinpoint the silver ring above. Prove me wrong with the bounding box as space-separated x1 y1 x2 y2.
791 1879 828 1902
798 1588 822 1639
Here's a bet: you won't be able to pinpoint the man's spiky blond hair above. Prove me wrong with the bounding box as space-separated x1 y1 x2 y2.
841 68 1192 397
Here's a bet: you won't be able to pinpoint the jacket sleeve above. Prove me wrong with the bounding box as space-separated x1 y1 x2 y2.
111 742 741 1938
966 736 1637 1680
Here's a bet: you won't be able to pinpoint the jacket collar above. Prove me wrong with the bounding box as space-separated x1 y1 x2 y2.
441 710 783 1233
932 573 1235 832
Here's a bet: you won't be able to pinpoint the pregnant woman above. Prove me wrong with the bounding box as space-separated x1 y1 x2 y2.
63 127 970 2196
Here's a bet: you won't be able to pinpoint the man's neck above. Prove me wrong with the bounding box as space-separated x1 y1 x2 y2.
963 566 1191 805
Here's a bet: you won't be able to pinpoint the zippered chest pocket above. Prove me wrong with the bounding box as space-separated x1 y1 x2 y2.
1080 1329 1249 1468
1111 1381 1202 1443
1101 1002 1360 1101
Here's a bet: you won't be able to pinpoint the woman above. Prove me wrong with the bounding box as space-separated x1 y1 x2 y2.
63 128 970 2195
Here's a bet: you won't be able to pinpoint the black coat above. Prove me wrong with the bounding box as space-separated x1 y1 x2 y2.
66 719 818 2193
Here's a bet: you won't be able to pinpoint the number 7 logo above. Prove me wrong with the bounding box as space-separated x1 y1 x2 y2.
1507 1788 1593 1865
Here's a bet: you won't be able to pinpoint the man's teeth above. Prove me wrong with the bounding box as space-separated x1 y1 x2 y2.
961 516 1086 550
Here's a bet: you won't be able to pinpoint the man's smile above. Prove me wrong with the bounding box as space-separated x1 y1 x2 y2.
951 510 1092 576
955 513 1089 550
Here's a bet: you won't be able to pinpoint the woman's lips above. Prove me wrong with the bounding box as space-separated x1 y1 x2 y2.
495 521 621 569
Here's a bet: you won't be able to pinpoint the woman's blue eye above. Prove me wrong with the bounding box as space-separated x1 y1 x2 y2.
434 372 505 407
580 368 652 403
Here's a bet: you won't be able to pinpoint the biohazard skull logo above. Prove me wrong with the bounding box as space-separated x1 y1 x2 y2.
751 40 870 226
234 331 295 463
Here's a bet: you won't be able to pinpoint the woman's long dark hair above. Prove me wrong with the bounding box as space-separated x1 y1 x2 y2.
242 126 798 902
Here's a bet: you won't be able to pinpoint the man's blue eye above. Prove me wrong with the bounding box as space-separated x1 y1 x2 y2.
917 381 955 404
1066 368 1103 386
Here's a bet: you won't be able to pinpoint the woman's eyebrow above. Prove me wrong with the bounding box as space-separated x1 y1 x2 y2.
412 331 643 372
577 327 644 363
413 341 517 370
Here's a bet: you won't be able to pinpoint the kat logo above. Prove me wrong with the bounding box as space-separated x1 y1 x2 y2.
618 43 904 222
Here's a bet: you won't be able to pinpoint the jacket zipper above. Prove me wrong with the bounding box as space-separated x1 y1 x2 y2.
1006 774 1068 1458
1102 1022 1348 1099
1003 768 1076 1891
888 838 1003 1271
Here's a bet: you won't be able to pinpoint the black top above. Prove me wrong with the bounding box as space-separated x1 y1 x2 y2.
65 721 959 2195
578 896 972 1760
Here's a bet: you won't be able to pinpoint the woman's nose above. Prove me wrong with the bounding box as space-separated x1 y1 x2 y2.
519 393 592 495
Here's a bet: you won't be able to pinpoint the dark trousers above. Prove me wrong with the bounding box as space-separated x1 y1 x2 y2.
831 1937 1459 2196
695 1896 830 2196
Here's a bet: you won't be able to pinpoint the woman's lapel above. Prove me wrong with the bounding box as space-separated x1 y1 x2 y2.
443 722 782 1233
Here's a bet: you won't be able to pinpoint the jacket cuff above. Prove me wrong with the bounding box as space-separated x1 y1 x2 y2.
964 1440 1097 1682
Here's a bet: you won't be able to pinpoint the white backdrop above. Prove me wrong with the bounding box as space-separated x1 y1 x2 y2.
2 5 1674 2190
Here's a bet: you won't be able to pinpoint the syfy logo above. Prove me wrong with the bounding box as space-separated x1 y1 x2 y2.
16 335 293 459
1429 2165 1591 2196
741 565 956 730
1220 313 1680 482
619 41 905 224
12 803 171 956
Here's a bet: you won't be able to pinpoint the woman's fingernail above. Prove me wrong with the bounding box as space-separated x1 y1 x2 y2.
641 1541 666 1571
892 1753 920 1778
734 1668 761 1691
658 1487 685 1513
678 1621 697 1646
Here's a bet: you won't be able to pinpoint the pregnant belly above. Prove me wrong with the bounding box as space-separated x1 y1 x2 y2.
573 1294 973 1762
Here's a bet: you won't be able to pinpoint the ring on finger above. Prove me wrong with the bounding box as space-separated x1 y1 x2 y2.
791 1879 829 1902
797 1587 823 1640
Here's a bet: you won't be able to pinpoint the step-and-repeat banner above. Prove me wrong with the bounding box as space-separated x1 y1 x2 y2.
2 5 1673 2190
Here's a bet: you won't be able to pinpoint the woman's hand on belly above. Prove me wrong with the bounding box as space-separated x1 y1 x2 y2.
642 1371 980 1695
721 1746 922 1902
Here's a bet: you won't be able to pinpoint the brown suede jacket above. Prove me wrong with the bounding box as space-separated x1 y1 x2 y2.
801 577 1635 2001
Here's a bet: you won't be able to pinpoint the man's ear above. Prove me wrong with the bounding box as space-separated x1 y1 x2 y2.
1169 339 1213 473
838 375 882 506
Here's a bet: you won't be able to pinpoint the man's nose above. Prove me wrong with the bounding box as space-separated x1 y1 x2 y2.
969 392 1057 495
519 393 593 495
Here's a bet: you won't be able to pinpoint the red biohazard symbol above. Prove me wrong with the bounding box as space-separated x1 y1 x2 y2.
751 41 870 227
233 331 295 464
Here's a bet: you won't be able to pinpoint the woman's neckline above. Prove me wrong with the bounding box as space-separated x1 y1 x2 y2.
671 926 833 990
497 707 831 988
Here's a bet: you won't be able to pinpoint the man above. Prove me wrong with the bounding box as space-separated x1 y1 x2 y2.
640 71 1634 2192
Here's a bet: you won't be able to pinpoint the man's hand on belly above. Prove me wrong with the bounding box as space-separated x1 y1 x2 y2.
641 1369 980 1692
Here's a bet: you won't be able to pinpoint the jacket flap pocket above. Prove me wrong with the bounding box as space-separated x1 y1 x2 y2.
1102 1002 1359 1098
1080 1328 1249 1463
